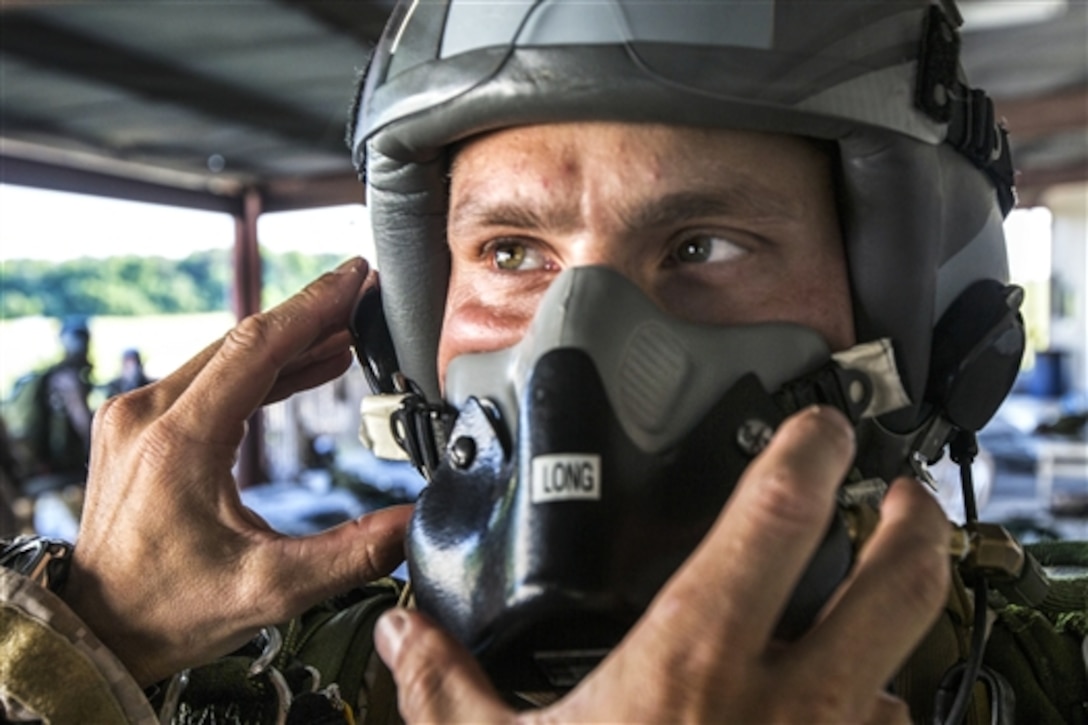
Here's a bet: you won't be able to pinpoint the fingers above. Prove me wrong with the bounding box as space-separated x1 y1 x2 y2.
155 325 353 406
152 337 226 403
257 505 415 621
794 477 950 696
66 260 402 686
375 609 514 724
648 405 856 658
263 336 354 405
172 257 370 443
366 405 946 724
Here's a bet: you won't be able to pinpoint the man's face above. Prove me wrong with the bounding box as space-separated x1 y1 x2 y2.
438 122 854 382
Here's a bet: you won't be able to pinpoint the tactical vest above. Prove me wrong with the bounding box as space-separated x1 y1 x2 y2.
156 540 1088 725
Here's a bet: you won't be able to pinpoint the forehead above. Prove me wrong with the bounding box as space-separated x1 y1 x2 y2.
448 122 835 222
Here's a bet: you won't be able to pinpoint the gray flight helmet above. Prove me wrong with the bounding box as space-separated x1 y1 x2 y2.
350 0 1017 435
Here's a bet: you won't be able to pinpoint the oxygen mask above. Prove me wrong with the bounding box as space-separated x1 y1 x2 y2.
354 265 913 697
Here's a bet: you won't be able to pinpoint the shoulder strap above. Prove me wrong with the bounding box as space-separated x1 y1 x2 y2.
292 579 405 725
158 579 406 725
895 566 996 724
983 541 1088 724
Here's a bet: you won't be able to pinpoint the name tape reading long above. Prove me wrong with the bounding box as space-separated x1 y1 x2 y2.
531 453 602 503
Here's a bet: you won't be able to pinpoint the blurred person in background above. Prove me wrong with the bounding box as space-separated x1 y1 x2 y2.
5 315 94 493
2 316 94 540
0 416 31 538
105 348 153 398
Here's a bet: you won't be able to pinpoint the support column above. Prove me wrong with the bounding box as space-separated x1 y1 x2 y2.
233 188 267 488
1044 184 1088 398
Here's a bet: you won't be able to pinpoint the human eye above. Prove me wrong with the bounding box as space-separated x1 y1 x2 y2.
486 239 552 272
670 233 748 265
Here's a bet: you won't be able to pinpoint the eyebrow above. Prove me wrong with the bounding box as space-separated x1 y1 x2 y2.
619 185 801 231
449 197 573 236
448 181 801 238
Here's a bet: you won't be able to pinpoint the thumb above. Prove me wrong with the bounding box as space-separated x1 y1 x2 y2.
375 609 514 724
258 504 414 617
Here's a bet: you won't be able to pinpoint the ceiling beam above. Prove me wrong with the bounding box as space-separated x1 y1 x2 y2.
0 108 115 161
0 155 244 214
0 12 348 155
1016 161 1088 207
277 0 395 47
262 172 365 212
995 84 1088 140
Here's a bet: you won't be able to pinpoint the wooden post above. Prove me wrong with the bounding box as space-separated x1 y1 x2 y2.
232 188 267 488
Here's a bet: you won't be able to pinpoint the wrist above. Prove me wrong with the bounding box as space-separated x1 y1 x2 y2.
0 553 161 722
0 538 159 684
60 563 165 687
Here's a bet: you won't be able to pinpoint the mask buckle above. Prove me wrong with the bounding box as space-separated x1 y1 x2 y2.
388 373 451 481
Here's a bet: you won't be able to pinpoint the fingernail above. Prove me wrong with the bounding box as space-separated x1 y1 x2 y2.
334 256 365 275
376 608 409 660
805 404 855 442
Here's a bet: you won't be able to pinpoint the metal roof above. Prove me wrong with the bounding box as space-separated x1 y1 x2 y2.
1 0 395 214
1 0 1085 213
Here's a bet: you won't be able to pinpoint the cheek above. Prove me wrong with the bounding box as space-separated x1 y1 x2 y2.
770 251 855 351
790 277 855 351
437 276 542 387
658 248 855 352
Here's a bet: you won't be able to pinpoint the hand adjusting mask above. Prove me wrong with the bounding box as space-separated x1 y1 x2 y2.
356 265 912 696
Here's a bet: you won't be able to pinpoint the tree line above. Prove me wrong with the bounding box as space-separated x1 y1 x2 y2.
1 250 345 319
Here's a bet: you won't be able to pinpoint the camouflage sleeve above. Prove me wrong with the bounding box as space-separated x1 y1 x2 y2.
0 567 158 723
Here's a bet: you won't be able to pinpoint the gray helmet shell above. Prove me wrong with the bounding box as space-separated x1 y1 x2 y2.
352 0 1014 432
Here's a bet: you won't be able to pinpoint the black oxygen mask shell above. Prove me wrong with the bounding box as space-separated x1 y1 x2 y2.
406 267 855 695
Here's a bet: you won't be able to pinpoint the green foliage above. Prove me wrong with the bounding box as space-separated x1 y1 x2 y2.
262 250 344 308
1 249 343 319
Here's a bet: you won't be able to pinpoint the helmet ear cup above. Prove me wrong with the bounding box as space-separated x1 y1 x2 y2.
926 280 1026 432
351 285 401 395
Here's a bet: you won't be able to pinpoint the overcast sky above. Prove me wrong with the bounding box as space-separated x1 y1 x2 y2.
0 183 375 264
